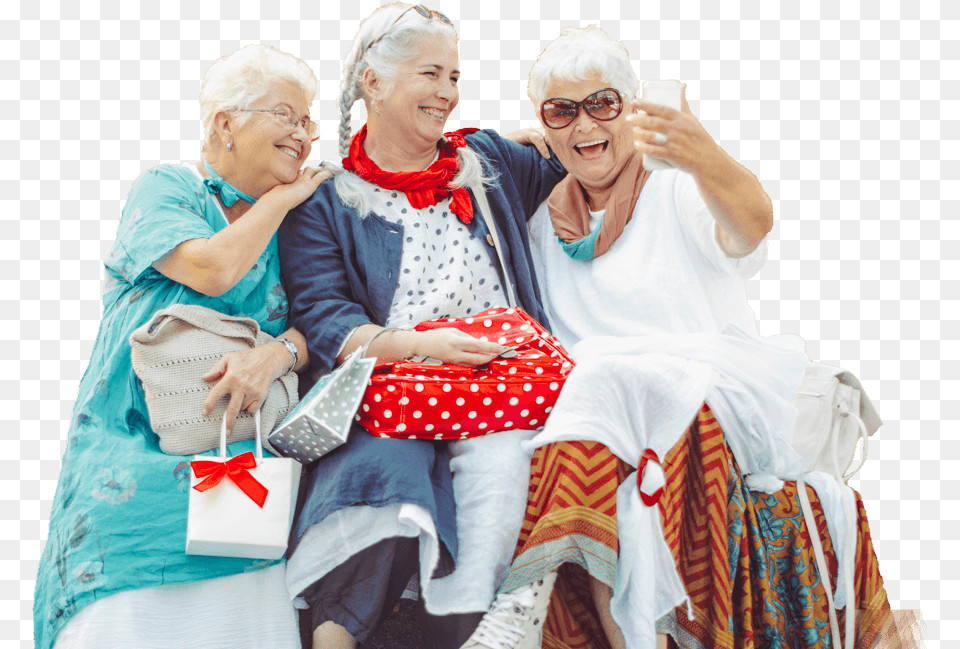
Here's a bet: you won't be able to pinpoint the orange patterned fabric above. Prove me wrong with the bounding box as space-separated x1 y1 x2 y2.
504 440 630 648
509 404 895 649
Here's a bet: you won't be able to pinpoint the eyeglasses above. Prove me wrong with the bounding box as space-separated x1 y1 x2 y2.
365 4 453 53
539 88 623 130
236 107 320 142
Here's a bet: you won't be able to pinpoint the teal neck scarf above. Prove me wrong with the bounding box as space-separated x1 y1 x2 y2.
202 161 257 207
547 152 650 261
558 214 604 261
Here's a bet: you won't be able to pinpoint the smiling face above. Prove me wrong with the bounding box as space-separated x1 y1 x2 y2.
229 80 312 196
540 75 635 208
375 33 460 151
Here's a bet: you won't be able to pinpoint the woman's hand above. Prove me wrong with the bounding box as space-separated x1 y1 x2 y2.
201 343 291 434
261 165 332 212
412 328 505 367
505 127 551 159
339 325 503 369
628 85 723 177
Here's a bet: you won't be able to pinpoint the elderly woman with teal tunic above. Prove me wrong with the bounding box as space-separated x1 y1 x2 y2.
34 45 329 649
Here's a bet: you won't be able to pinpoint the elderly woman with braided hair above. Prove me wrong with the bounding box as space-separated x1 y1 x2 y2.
277 4 565 648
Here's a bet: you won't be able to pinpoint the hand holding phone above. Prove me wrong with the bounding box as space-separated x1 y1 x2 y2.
640 80 682 170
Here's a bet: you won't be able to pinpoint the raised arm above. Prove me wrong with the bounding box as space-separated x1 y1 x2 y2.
154 166 328 296
630 87 772 258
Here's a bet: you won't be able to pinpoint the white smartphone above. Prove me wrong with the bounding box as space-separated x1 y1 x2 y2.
641 80 682 170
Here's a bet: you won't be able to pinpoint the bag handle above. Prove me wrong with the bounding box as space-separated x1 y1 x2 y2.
140 304 261 348
356 326 403 360
841 411 869 483
219 409 263 461
797 477 844 648
470 182 518 308
797 476 856 649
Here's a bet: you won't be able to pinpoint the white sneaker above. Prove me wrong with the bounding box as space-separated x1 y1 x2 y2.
460 572 557 649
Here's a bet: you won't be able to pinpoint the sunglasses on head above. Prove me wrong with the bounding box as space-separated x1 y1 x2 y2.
540 88 623 130
366 4 453 53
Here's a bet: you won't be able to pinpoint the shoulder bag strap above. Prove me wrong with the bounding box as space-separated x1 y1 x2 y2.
470 183 518 308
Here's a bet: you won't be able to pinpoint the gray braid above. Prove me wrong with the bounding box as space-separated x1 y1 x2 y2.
337 39 367 159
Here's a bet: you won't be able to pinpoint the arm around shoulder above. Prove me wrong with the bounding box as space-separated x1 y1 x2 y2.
154 166 328 296
468 130 566 216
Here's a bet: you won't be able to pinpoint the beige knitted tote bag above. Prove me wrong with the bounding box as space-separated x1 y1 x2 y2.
129 304 299 455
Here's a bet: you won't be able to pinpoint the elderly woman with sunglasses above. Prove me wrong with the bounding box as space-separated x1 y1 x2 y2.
462 26 892 649
277 4 566 649
33 45 328 649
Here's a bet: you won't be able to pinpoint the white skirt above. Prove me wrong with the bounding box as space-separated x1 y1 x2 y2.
53 563 300 649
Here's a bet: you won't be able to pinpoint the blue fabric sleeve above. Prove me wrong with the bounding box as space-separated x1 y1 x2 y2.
471 129 567 218
278 186 375 381
105 166 216 286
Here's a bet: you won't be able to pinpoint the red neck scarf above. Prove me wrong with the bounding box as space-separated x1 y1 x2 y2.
342 124 480 224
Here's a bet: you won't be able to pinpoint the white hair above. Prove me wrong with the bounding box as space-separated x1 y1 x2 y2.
333 3 494 217
528 25 639 107
199 44 317 152
336 3 457 158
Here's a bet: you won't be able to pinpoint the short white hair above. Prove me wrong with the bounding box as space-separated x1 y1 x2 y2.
528 25 639 107
336 2 458 159
199 44 317 151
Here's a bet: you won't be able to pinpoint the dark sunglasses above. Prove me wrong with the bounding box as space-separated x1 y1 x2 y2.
366 4 453 53
540 88 623 130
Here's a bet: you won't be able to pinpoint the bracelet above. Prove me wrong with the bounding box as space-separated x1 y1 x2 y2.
275 337 298 371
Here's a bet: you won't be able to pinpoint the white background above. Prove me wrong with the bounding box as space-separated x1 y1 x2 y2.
5 0 953 646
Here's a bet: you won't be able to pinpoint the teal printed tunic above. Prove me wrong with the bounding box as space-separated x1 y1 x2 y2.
33 165 289 649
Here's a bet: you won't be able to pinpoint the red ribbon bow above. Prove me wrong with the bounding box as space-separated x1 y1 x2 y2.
190 452 269 508
636 448 664 507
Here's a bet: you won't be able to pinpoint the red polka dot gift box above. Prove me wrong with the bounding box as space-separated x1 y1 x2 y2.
357 307 576 440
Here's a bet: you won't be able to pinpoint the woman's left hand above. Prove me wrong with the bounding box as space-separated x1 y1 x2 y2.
505 127 551 159
201 344 290 434
628 85 723 176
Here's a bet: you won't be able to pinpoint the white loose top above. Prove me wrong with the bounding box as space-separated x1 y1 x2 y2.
529 167 767 348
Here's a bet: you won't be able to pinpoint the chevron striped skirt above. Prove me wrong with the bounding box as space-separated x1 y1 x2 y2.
505 404 894 649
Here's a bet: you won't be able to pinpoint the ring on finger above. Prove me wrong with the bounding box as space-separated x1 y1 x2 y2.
653 132 667 145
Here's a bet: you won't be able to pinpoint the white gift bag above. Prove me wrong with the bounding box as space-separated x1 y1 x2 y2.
186 411 301 560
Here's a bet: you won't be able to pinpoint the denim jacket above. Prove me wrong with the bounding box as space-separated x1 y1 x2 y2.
278 129 566 391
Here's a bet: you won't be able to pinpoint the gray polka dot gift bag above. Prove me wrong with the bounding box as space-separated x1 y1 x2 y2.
356 307 575 441
267 328 397 464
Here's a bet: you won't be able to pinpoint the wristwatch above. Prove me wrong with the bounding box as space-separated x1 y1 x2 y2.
275 337 298 371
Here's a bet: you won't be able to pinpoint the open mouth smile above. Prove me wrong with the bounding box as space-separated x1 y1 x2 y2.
574 139 609 159
277 145 300 159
